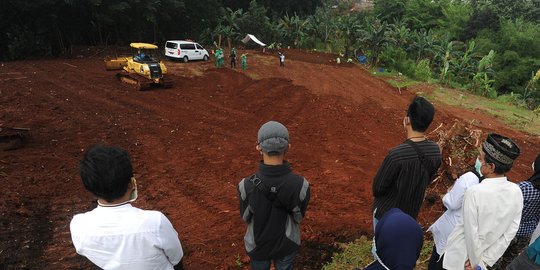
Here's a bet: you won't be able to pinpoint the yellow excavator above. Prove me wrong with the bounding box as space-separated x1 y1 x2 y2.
105 43 172 90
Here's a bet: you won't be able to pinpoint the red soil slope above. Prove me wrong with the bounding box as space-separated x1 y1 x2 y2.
1 49 539 269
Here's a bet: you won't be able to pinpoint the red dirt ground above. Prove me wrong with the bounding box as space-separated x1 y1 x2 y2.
1 49 539 269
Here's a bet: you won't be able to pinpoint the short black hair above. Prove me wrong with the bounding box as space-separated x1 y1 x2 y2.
79 145 133 202
484 154 512 174
407 96 435 132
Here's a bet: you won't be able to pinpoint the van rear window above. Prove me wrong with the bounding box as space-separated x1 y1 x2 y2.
165 42 177 49
180 44 196 50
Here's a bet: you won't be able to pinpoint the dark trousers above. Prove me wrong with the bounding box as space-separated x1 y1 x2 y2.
173 259 184 270
428 245 445 270
231 58 236 68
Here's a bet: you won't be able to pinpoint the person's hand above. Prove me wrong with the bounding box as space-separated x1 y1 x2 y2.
465 259 474 270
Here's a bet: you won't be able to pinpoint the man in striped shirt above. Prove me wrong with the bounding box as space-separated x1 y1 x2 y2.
372 96 441 223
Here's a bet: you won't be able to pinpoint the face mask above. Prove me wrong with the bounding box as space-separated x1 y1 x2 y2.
129 177 138 202
475 158 484 177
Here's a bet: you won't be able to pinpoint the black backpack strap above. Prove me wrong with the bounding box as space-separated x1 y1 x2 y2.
249 174 289 212
404 139 435 177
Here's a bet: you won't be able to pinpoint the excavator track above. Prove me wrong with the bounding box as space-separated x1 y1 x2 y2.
160 78 173 88
115 73 172 91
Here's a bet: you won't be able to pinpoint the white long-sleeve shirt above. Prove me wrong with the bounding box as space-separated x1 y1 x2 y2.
443 177 523 270
428 172 480 255
70 204 183 270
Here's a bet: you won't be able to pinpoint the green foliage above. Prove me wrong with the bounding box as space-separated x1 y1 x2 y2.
357 18 389 65
414 59 432 81
277 13 311 48
472 50 497 97
309 2 339 50
322 236 434 270
337 13 366 55
379 47 407 69
321 236 373 270
403 0 446 31
374 0 406 23
437 1 472 40
462 5 500 40
238 1 274 44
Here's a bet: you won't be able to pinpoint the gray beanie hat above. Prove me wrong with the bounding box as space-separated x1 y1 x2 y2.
257 121 289 154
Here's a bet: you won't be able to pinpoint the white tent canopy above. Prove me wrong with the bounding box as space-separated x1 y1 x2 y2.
241 34 266 47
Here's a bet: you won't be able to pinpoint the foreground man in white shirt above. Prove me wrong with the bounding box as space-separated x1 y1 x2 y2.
70 145 184 270
443 133 523 270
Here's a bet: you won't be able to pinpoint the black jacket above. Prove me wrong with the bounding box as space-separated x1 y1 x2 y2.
238 161 310 260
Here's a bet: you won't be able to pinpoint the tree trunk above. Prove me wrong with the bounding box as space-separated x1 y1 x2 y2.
218 34 222 48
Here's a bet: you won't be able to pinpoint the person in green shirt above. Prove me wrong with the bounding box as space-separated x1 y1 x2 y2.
241 53 247 70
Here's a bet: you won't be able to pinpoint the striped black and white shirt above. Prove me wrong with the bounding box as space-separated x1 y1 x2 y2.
373 139 441 220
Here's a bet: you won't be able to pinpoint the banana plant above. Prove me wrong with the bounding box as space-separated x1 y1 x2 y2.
357 18 389 65
450 40 478 84
472 50 496 97
277 13 311 47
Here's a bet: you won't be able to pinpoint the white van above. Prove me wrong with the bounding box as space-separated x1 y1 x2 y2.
165 40 209 62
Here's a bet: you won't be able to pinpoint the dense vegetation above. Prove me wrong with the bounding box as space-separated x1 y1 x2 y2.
2 0 539 109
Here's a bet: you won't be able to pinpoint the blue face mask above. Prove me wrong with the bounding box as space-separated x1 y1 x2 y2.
475 158 484 177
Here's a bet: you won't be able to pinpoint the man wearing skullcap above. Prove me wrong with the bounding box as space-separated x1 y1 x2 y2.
237 121 310 270
443 133 523 270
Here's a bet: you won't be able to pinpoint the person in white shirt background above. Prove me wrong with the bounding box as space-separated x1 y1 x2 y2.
442 133 523 270
427 160 484 270
70 145 184 270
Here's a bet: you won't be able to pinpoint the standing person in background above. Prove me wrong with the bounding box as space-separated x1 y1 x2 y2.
238 121 310 270
279 52 285 67
372 96 441 224
231 47 237 68
241 53 248 71
443 133 523 270
507 219 540 270
70 145 184 270
427 162 484 269
217 48 224 68
491 153 540 269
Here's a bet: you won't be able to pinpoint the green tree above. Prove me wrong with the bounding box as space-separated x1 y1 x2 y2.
309 1 338 50
472 50 497 97
357 18 390 65
277 13 311 47
374 0 406 23
403 0 447 31
436 1 472 40
237 1 274 43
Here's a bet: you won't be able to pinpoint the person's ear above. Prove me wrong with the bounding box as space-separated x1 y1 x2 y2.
256 144 262 153
486 163 495 173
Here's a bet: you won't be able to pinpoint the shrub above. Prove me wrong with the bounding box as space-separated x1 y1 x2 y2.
414 59 432 81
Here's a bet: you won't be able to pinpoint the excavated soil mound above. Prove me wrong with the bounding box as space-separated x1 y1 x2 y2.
1 49 539 269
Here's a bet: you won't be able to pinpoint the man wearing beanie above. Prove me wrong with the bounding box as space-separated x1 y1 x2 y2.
443 133 523 270
238 121 310 270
